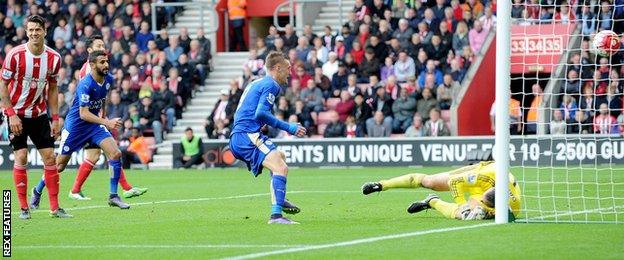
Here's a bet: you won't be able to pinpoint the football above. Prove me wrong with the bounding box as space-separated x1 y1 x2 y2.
593 30 621 56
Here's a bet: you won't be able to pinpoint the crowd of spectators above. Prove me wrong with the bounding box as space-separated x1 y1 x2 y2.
207 0 500 138
0 0 213 146
524 1 624 135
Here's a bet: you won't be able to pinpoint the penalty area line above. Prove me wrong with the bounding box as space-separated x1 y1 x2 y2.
223 222 496 260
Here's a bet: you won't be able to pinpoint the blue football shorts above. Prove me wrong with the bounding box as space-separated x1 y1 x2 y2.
229 132 277 176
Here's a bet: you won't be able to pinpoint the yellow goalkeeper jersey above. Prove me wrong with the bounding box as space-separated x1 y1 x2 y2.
447 161 522 216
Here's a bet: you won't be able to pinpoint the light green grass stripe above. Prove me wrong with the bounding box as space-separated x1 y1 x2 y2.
16 244 304 249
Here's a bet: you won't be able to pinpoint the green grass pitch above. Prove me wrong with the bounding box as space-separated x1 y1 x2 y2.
3 167 623 259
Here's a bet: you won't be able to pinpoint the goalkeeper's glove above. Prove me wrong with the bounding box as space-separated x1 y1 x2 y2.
458 204 472 220
464 206 487 220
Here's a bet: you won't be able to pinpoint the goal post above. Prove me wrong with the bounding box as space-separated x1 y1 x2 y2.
495 0 512 224
498 1 624 224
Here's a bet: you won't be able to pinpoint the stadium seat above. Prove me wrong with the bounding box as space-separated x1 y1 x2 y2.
390 134 404 138
317 111 333 125
325 98 341 110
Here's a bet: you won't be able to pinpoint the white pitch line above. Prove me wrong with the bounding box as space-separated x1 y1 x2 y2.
526 205 624 220
223 222 496 260
224 204 624 259
19 190 428 215
17 244 307 249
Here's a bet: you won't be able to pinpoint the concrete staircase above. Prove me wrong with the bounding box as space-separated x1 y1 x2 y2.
147 0 355 168
148 52 248 169
165 0 219 37
310 0 355 35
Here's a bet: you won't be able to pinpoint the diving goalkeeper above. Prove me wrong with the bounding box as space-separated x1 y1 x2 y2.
361 161 521 220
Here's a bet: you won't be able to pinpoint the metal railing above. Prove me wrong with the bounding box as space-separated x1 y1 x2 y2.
150 2 220 35
273 0 344 32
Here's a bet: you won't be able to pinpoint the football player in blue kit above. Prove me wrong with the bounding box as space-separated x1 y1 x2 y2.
229 51 307 224
55 50 129 209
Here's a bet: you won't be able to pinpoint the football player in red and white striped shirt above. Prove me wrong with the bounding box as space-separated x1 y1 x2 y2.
31 35 148 203
0 15 71 219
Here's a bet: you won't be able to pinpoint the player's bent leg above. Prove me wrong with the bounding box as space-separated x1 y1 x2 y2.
89 143 146 198
428 198 466 220
363 173 429 195
99 137 130 209
112 148 148 198
407 194 440 214
262 151 299 224
57 153 91 201
381 173 426 190
420 173 451 191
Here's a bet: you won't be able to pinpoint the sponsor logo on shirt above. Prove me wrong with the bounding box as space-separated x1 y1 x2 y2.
1 69 12 79
80 94 90 103
267 93 275 105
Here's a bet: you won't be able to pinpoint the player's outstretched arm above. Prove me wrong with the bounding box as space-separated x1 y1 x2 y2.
254 90 306 137
448 176 468 205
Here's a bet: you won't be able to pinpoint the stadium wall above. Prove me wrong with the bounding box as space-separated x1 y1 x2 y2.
0 143 105 170
455 33 497 136
171 137 624 169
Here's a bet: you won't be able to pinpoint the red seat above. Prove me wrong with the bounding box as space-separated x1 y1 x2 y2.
317 111 333 125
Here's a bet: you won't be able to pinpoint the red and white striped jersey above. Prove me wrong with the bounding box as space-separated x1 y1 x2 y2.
593 114 617 134
78 61 90 80
1 44 62 118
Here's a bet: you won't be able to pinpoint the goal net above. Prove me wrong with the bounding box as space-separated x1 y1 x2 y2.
500 0 624 223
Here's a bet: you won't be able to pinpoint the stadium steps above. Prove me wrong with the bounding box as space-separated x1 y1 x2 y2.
164 0 219 38
148 52 249 169
310 0 355 35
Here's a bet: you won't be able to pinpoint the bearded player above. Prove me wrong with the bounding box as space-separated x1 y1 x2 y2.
362 161 521 220
30 35 147 205
0 15 71 219
229 51 307 224
52 50 130 208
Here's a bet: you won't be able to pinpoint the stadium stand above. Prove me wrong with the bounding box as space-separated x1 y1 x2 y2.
3 0 621 168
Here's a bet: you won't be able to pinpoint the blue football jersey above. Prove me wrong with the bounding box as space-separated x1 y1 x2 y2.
231 76 281 134
64 73 113 132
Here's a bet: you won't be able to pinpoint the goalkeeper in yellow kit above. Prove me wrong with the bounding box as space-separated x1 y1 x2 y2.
362 161 521 220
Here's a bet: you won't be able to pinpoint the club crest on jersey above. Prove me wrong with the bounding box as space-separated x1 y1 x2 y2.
80 94 90 103
267 93 275 105
105 83 110 90
467 174 476 184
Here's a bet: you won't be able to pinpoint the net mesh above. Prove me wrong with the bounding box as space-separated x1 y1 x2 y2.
507 1 624 223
